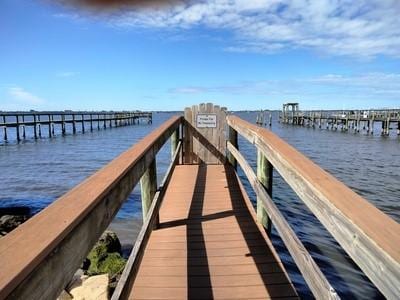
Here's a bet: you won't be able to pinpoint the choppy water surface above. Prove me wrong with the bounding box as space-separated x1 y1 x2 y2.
1 112 399 299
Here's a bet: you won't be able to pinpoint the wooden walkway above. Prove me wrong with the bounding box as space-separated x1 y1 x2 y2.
128 164 298 299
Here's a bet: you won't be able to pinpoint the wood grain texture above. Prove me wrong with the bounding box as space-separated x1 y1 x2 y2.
0 116 182 300
126 165 298 300
112 142 182 300
227 115 400 299
227 142 339 299
184 103 227 164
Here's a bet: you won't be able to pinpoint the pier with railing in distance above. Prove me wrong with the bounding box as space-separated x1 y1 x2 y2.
279 102 400 136
0 111 152 142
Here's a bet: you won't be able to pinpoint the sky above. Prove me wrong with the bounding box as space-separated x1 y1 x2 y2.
0 0 400 111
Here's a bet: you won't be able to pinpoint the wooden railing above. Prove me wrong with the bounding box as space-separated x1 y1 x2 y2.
226 115 400 299
1 112 399 300
0 116 182 300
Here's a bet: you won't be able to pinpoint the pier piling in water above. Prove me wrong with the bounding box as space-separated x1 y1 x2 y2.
280 104 399 137
0 111 152 142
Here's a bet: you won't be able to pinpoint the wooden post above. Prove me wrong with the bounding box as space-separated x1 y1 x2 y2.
38 115 42 138
82 115 85 133
386 117 390 136
183 108 193 164
16 115 20 142
228 126 238 170
97 114 100 130
48 115 52 138
140 159 157 221
257 149 272 235
90 114 93 131
371 116 374 135
61 114 66 135
22 115 26 139
51 115 55 136
33 115 38 139
103 114 106 129
171 127 179 160
3 126 6 141
72 114 76 134
3 115 7 141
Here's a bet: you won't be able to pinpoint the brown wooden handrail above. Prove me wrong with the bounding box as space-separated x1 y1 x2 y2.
227 115 400 299
0 116 182 300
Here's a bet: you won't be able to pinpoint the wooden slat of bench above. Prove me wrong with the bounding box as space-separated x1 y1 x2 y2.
127 164 298 299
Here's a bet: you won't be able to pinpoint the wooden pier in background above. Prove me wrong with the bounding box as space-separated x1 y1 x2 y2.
0 111 152 142
280 102 400 136
0 103 399 300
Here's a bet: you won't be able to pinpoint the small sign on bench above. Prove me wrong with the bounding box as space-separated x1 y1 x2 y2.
196 114 217 128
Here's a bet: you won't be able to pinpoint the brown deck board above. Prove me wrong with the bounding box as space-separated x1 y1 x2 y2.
128 164 298 299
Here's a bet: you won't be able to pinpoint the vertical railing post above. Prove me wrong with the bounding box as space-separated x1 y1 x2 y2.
257 149 272 235
228 126 238 170
140 159 157 221
171 126 179 160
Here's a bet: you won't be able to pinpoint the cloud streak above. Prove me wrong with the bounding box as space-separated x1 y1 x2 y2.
169 72 400 103
8 87 46 105
56 71 79 78
106 0 400 58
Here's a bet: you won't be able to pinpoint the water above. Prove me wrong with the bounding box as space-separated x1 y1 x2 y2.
1 111 399 299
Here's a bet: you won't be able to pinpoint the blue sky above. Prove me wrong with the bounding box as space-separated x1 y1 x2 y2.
1 0 400 111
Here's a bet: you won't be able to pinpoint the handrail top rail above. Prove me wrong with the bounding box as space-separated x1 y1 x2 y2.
227 115 400 263
0 115 182 297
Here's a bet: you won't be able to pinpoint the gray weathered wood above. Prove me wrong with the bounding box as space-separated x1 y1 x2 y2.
227 141 339 300
184 103 227 164
183 107 193 164
171 127 179 160
256 149 272 235
227 115 400 299
140 159 157 221
112 141 182 300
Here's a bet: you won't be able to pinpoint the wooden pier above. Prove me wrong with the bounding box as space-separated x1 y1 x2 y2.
0 111 152 142
280 102 400 136
0 103 399 300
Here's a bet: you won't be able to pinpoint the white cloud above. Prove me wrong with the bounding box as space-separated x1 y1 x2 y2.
8 87 46 105
56 71 79 78
169 86 206 94
169 72 400 101
106 0 400 57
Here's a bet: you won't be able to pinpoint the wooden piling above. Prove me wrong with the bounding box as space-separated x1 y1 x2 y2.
3 126 7 141
72 114 76 134
22 116 26 139
90 114 93 131
82 115 85 133
48 115 52 138
256 149 272 235
140 159 157 221
16 115 20 142
51 115 55 136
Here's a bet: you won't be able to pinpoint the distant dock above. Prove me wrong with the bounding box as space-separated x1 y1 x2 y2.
279 103 400 136
0 111 152 142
